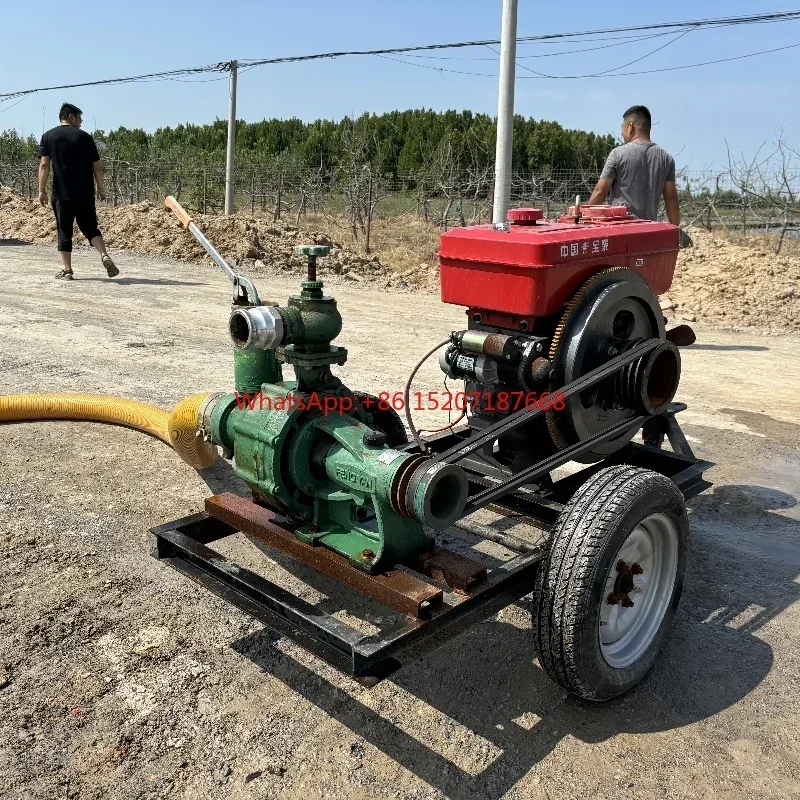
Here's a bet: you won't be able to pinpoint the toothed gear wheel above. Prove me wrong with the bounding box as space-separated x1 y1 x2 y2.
545 268 666 461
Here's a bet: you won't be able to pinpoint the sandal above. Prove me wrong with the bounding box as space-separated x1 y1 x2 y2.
55 269 74 280
102 255 119 277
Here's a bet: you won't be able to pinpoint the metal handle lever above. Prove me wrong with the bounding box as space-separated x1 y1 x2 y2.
165 195 261 306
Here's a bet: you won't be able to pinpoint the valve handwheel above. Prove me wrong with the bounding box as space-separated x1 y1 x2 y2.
295 244 331 257
295 244 331 284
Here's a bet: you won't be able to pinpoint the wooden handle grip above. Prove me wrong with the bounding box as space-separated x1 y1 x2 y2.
165 195 192 228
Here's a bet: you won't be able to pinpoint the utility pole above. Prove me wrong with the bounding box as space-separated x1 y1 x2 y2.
492 0 518 224
225 59 238 215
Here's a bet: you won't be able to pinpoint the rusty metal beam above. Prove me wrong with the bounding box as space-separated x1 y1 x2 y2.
204 493 443 619
409 548 487 594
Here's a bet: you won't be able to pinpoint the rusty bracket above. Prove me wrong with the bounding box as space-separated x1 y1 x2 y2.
409 548 487 595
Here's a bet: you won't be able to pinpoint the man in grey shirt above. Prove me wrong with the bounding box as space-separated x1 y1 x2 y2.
588 105 680 225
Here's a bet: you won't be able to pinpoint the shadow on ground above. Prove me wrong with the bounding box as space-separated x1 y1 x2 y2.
78 277 207 287
198 459 250 496
223 478 799 799
690 344 770 352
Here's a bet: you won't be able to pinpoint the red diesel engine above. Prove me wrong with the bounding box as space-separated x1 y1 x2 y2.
438 205 682 471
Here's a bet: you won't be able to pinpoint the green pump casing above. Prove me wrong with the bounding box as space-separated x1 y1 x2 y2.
212 267 468 572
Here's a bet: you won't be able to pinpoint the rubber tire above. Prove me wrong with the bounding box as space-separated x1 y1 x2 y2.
533 465 689 701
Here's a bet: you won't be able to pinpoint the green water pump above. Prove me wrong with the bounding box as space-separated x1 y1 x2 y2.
200 245 468 573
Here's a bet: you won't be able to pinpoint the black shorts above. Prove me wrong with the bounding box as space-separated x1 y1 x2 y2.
51 197 101 252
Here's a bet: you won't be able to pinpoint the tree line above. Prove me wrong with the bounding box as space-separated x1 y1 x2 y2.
0 109 615 175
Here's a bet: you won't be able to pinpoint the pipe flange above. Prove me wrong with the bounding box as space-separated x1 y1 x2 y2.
198 392 227 437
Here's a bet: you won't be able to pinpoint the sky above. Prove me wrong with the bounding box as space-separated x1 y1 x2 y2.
1 0 798 170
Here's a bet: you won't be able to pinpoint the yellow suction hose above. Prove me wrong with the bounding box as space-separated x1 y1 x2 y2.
0 392 218 469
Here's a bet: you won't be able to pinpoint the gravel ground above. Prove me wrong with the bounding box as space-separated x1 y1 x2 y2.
1 242 799 800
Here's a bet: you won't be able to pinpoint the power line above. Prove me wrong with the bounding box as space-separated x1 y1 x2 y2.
0 63 230 102
400 17 800 60
380 40 800 80
238 10 800 67
501 28 695 79
1 10 799 102
405 31 679 60
589 40 800 78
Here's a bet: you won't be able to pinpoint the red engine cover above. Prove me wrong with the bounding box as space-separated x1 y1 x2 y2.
438 207 679 318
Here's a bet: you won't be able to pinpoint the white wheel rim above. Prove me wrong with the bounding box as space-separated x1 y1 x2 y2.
599 513 678 669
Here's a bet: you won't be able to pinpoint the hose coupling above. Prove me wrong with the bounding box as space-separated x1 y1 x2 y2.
229 306 285 351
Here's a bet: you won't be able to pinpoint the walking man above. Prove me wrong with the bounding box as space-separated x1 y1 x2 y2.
37 103 119 280
588 105 680 227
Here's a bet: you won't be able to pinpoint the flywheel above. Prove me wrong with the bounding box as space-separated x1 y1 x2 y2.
546 268 672 462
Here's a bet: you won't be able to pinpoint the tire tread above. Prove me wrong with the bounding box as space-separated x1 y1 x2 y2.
533 465 686 700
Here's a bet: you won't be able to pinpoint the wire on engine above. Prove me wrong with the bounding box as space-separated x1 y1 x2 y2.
403 339 450 453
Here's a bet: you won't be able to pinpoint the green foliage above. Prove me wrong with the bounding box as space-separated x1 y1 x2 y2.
0 110 615 175
0 130 38 162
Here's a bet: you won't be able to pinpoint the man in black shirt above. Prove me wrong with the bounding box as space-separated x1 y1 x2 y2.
37 103 119 280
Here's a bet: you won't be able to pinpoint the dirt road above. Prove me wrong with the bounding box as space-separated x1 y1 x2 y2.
1 242 799 800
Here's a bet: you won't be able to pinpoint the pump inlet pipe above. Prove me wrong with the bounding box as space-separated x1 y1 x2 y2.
0 392 218 469
0 197 265 470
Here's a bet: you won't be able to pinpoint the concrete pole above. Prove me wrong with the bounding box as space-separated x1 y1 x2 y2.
492 0 518 224
225 60 238 215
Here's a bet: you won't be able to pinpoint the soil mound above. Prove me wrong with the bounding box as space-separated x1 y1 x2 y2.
662 227 800 333
2 187 798 331
0 188 397 287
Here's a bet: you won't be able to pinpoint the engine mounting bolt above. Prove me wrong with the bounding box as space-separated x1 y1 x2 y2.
631 563 644 575
607 593 620 605
621 596 635 608
360 549 375 561
616 560 630 574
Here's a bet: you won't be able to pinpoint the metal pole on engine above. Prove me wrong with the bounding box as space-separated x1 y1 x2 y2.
492 0 518 224
224 60 238 215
